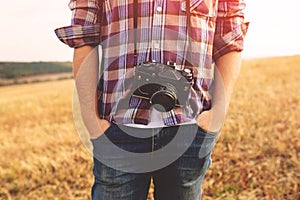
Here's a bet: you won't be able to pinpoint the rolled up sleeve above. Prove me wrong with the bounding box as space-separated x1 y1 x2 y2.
213 0 249 61
54 0 101 48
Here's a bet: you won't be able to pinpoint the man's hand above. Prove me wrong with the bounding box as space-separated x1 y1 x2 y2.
196 108 225 133
94 118 111 139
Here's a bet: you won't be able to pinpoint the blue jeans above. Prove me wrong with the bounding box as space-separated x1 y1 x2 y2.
91 123 219 200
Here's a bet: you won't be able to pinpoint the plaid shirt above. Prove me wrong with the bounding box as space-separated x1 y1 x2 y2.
55 0 248 126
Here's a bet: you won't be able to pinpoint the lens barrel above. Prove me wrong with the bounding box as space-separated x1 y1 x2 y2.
150 84 177 112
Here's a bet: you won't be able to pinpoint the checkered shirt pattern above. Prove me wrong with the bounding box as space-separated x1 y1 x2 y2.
55 0 249 126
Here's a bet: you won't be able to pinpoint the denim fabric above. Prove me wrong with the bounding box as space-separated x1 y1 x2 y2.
91 124 218 200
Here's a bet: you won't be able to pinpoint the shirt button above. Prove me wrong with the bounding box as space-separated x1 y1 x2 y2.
156 6 162 12
154 43 160 49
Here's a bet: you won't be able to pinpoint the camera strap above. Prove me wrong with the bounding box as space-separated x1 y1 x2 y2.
133 0 138 66
184 0 192 67
99 1 103 37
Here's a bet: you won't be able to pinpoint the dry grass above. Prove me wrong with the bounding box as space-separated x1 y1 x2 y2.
0 81 93 199
0 55 299 199
203 55 300 200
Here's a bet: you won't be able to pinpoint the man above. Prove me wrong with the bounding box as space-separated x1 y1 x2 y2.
55 0 248 199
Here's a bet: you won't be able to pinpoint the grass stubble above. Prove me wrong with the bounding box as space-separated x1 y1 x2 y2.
0 56 299 200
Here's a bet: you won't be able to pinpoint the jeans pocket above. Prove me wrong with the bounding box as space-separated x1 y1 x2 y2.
197 125 219 137
90 123 115 143
195 125 219 159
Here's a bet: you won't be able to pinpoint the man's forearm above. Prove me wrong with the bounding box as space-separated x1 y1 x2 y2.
213 51 242 113
196 51 242 132
73 45 110 139
73 46 95 78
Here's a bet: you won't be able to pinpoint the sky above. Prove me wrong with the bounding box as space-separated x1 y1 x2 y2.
0 0 299 62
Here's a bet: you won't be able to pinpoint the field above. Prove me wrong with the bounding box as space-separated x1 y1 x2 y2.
0 62 72 79
0 62 72 86
0 55 299 199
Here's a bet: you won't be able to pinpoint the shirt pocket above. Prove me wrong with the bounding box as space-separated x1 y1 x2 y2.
181 0 217 17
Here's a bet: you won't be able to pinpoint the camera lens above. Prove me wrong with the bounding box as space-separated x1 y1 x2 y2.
150 84 177 112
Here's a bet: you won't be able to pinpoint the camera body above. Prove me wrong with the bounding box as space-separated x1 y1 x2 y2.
132 61 194 112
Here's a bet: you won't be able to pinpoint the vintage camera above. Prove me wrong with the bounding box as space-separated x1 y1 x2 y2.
132 61 194 112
